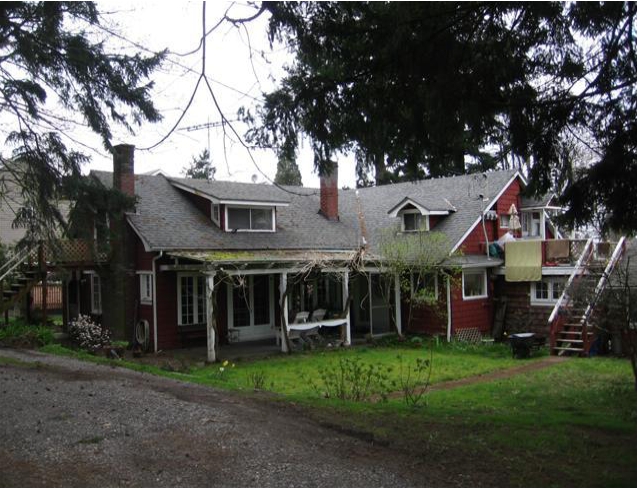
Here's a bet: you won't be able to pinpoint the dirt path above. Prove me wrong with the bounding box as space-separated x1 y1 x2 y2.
0 347 447 487
384 355 568 400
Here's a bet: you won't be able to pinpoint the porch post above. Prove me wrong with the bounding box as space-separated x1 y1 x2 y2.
394 272 402 336
279 272 289 353
343 270 351 345
206 272 217 363
446 275 452 342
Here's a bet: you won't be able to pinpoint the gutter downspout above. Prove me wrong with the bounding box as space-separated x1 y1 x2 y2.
481 211 490 259
152 251 163 352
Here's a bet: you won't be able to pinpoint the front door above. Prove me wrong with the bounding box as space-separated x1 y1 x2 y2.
228 275 275 341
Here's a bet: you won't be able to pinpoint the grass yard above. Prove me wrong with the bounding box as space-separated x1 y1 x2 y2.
36 340 636 487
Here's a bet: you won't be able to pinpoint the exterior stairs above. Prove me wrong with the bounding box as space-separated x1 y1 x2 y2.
549 238 627 356
0 246 42 316
0 269 40 315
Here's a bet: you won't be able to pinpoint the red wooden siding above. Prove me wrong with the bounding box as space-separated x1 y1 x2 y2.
495 177 521 240
402 298 447 336
450 272 494 334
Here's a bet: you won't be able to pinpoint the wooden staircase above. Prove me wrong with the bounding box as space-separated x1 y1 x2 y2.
549 238 627 356
0 246 41 316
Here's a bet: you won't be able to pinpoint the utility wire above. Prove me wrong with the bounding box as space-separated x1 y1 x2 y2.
136 1 316 197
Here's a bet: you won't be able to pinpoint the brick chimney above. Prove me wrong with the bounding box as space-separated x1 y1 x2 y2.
113 144 135 196
319 162 339 221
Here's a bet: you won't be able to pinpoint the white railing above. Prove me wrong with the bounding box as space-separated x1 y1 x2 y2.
0 246 33 282
547 237 594 324
581 237 627 327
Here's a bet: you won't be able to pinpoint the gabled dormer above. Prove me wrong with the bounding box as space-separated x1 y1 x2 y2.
387 196 456 232
168 178 290 233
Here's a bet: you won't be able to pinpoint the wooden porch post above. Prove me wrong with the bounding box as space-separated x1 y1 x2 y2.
279 272 289 353
343 270 351 345
446 275 452 342
394 272 402 336
206 272 217 363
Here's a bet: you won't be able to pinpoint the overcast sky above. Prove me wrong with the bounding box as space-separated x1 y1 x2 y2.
89 1 358 188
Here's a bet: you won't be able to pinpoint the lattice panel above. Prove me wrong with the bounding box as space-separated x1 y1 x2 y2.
455 327 483 343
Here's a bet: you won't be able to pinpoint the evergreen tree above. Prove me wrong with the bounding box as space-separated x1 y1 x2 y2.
0 2 165 245
274 156 302 186
247 2 636 235
183 149 215 180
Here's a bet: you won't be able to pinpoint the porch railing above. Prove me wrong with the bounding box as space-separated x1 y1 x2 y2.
548 238 595 351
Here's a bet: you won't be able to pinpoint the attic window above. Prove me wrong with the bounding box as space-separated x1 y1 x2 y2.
402 210 429 232
226 206 274 232
211 203 220 225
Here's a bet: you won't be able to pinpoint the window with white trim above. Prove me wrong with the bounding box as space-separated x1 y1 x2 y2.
139 273 153 304
90 273 102 314
177 274 207 326
462 269 488 300
225 206 274 232
211 203 220 225
499 214 510 229
402 210 428 232
522 211 542 237
531 278 565 305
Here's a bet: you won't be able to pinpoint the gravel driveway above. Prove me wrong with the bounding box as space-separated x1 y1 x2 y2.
0 348 429 487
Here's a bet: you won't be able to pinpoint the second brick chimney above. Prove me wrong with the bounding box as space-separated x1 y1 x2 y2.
113 144 135 197
319 162 339 221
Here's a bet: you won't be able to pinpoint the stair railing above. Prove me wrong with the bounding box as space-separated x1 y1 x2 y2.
548 237 595 351
580 237 627 353
0 246 33 283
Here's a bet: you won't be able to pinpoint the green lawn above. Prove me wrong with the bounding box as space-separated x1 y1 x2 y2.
34 340 637 487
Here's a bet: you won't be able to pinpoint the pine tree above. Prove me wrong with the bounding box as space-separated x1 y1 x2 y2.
0 2 165 245
247 2 636 235
274 156 302 186
183 149 215 180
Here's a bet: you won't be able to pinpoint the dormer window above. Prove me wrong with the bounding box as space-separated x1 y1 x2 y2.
211 203 220 225
388 196 454 233
225 205 275 232
402 210 429 232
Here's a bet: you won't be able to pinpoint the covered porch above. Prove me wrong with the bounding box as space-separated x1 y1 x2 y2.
165 250 403 361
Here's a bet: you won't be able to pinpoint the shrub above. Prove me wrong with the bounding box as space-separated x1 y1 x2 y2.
396 354 432 407
0 322 54 347
305 356 392 402
68 315 111 353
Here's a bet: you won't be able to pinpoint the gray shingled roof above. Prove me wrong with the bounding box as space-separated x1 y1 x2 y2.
167 176 292 204
353 170 519 255
521 193 557 209
90 169 519 258
91 171 358 252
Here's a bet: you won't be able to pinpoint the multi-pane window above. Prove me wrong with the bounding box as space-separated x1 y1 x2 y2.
402 211 428 232
211 203 220 224
226 206 273 231
231 275 271 327
411 272 438 299
90 273 102 314
178 275 207 325
531 278 565 305
139 273 153 304
522 211 542 237
462 269 487 300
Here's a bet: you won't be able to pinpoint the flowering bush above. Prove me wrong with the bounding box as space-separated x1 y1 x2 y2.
68 315 111 353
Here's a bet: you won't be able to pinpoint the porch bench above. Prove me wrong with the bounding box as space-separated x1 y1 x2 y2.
275 317 348 347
